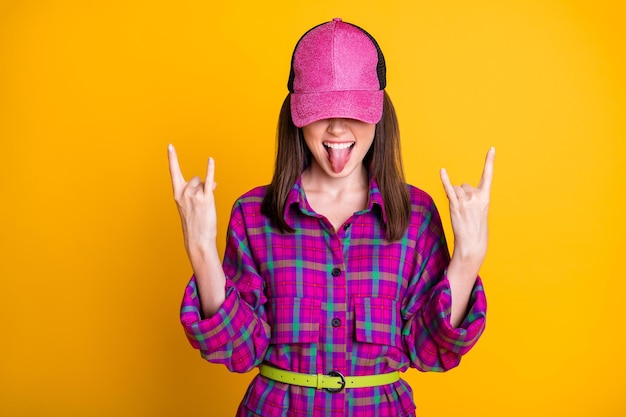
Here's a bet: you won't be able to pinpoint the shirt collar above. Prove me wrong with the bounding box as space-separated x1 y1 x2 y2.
367 176 388 224
284 174 388 225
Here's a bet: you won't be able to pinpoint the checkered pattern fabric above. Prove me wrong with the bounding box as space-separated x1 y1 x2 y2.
180 177 487 416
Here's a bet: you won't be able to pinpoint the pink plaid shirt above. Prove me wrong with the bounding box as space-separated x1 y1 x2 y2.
180 177 487 416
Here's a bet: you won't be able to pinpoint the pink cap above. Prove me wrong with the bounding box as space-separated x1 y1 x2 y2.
288 18 386 128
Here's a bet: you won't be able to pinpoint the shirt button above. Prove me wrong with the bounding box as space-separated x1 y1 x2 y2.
343 223 351 230
331 268 341 277
331 318 342 327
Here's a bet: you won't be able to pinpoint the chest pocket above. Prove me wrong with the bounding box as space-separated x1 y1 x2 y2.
353 297 402 347
266 297 321 344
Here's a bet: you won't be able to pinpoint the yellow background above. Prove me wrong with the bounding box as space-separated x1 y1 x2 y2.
1 0 624 416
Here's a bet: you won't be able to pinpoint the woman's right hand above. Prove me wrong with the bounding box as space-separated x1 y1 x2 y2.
168 144 225 317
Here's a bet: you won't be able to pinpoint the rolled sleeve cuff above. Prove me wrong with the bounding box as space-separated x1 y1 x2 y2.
424 275 487 355
180 276 244 352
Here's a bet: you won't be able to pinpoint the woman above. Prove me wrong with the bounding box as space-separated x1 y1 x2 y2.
169 18 494 417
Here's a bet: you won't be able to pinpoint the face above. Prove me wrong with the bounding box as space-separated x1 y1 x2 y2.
302 118 376 179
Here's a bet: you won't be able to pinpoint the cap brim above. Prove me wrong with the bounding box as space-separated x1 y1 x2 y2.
290 90 383 128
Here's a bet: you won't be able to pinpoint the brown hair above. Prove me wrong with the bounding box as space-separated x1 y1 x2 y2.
261 91 411 241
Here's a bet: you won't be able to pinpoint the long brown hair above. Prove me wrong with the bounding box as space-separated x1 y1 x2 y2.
261 91 411 241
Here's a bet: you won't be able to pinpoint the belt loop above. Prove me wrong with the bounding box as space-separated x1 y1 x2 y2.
315 373 323 390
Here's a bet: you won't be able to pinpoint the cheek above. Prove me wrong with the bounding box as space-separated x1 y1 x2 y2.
301 131 315 152
360 126 376 148
301 125 324 147
302 137 321 156
302 121 327 138
357 123 376 140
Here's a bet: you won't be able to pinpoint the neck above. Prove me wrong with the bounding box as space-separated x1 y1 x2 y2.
302 162 369 196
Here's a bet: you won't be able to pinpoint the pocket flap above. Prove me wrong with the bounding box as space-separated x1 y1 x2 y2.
353 297 401 347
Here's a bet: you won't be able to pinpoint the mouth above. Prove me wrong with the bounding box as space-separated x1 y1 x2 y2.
323 141 355 152
323 141 355 173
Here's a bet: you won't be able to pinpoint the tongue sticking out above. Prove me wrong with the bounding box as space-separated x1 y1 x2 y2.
328 146 352 173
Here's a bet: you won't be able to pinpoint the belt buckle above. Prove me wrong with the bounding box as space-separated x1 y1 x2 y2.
324 370 346 393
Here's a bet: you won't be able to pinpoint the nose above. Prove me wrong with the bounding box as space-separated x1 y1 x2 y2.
327 118 348 134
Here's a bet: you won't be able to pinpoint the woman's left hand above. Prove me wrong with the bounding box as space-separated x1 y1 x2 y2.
440 147 495 273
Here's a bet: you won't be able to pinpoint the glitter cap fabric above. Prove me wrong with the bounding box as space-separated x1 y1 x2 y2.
288 18 386 128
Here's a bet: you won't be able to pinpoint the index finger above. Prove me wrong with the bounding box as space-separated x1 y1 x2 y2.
203 157 215 193
478 147 495 192
439 167 458 206
167 144 186 195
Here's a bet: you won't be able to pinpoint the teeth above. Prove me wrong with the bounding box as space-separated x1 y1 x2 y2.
323 142 355 150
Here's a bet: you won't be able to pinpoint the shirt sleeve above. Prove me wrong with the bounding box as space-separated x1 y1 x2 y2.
401 197 487 372
179 200 271 373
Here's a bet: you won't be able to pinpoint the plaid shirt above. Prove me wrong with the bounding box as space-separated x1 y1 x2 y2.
180 177 487 417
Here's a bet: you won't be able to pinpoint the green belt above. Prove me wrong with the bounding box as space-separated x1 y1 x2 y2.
259 364 400 393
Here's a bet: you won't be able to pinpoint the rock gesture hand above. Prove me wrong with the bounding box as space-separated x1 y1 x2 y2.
168 144 218 253
440 147 495 281
439 147 494 327
168 144 224 317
